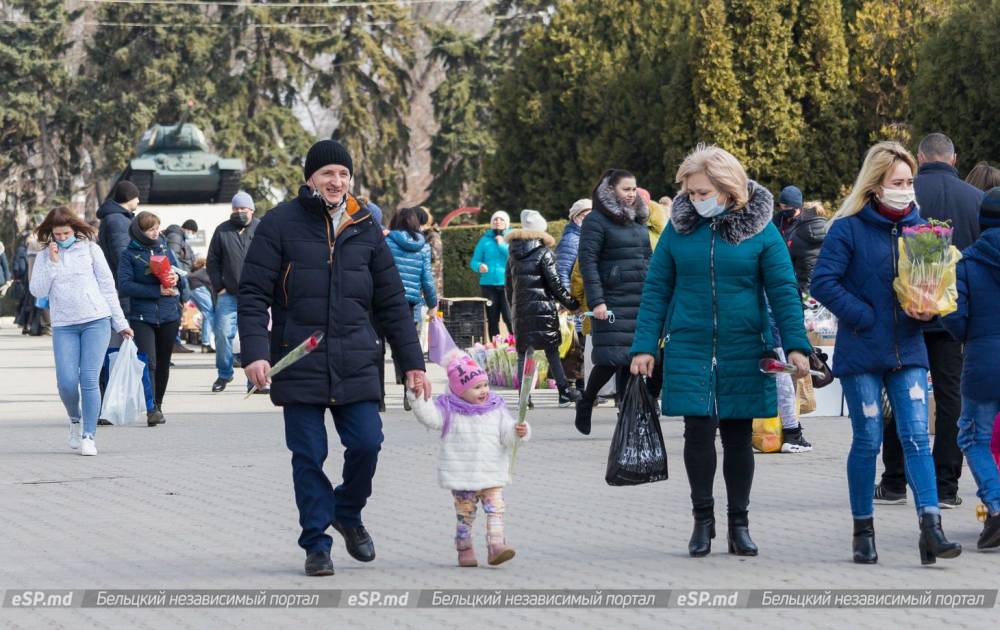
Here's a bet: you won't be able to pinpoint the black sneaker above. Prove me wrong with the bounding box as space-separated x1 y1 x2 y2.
873 483 907 505
146 409 164 427
98 419 113 426
939 495 963 509
558 386 582 407
304 551 335 576
212 377 232 393
781 428 813 453
978 514 1000 549
331 522 376 562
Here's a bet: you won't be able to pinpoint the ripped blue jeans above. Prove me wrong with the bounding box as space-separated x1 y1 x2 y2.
842 368 940 518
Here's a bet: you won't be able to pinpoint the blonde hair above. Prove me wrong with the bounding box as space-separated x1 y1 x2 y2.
192 256 207 271
834 141 917 220
675 144 749 209
804 200 829 218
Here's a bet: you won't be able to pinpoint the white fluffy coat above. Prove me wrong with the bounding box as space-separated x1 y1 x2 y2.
409 393 531 491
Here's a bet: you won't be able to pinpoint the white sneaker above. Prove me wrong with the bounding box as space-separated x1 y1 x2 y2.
80 436 97 456
67 422 82 449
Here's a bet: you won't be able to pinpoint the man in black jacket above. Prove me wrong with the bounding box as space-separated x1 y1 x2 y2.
97 181 140 284
240 140 429 576
207 192 259 392
774 185 828 295
878 133 985 508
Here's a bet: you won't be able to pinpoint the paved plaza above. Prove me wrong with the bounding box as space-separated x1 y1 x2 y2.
1 319 997 629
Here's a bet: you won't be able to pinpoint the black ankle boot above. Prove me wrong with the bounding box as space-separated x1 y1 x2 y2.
574 399 593 435
978 513 1000 550
727 513 758 556
852 518 877 564
918 512 962 565
689 514 715 557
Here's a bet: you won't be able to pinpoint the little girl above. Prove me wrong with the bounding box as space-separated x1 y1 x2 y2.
408 353 530 567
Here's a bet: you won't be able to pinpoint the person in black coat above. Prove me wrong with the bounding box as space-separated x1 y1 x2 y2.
238 140 430 577
505 210 581 406
575 168 651 434
878 133 987 507
774 185 828 295
96 181 140 284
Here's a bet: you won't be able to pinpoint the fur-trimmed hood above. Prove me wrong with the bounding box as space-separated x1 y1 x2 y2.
671 181 774 245
593 177 650 226
505 228 555 252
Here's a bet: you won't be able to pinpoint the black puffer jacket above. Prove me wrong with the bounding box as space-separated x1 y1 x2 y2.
578 177 652 366
238 186 424 407
505 230 579 353
778 208 827 295
163 225 195 272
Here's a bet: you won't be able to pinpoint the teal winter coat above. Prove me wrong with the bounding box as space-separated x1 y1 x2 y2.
470 229 510 286
631 182 811 419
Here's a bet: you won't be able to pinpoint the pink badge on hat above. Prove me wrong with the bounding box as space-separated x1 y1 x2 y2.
447 354 488 396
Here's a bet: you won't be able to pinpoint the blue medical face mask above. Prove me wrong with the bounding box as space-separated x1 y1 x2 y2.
692 196 726 218
56 235 77 249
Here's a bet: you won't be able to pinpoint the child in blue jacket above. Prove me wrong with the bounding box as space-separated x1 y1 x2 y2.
943 187 1000 549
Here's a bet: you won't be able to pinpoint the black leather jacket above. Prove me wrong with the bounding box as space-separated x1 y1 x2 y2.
505 230 579 353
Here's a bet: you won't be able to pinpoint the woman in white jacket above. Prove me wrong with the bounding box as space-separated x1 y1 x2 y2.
29 207 133 456
408 353 530 567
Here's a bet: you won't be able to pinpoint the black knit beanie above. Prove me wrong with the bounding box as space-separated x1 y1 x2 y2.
113 180 140 204
304 139 353 181
981 186 1000 231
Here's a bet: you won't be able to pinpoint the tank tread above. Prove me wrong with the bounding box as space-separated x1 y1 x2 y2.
216 170 242 203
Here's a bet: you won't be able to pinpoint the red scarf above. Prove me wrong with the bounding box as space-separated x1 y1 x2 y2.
875 200 913 222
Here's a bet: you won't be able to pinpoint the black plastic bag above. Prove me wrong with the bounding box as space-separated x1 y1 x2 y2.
605 375 669 486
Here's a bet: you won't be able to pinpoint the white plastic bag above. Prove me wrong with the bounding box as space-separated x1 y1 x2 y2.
100 338 146 425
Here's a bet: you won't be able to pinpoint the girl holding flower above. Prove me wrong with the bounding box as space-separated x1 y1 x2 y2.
811 142 962 565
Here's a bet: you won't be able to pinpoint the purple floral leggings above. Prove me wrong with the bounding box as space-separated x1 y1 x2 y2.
452 487 505 549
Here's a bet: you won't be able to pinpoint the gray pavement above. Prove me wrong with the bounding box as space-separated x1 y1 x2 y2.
1 318 997 629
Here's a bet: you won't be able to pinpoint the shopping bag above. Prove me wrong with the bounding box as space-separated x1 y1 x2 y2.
752 417 783 453
99 338 147 425
558 313 575 359
428 315 459 367
605 375 669 486
796 376 817 415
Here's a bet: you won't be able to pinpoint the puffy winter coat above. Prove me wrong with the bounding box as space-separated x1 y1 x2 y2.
385 230 437 307
28 239 128 332
207 216 259 296
96 199 134 282
778 208 828 295
238 187 424 407
942 229 1000 401
631 181 810 420
117 238 182 325
504 229 579 353
578 177 652 366
469 229 510 286
409 393 531 491
810 202 929 377
163 224 195 272
555 221 581 290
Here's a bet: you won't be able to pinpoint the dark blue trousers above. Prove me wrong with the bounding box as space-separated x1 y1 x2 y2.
283 402 383 554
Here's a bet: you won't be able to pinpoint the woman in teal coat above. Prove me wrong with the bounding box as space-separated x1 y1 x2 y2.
630 145 811 558
470 211 513 338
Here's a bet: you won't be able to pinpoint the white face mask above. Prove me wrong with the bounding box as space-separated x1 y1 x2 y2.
880 187 916 211
692 196 726 218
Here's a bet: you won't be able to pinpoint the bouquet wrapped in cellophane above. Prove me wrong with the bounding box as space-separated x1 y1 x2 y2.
893 219 962 317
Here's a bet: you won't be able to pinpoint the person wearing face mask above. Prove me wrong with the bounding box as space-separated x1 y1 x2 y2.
238 139 430 576
29 206 133 455
631 146 811 558
811 141 962 565
470 210 513 339
874 133 987 510
207 191 260 393
575 169 652 435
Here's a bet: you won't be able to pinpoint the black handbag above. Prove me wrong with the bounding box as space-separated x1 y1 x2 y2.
810 348 834 388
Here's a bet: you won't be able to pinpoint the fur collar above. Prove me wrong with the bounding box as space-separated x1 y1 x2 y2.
505 229 555 248
594 178 650 225
671 181 774 245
